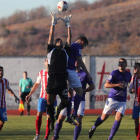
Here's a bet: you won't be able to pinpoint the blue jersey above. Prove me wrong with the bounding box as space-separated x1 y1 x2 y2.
107 69 131 102
68 43 82 70
72 69 93 101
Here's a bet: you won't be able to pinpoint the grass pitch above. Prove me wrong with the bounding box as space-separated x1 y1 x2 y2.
0 115 135 140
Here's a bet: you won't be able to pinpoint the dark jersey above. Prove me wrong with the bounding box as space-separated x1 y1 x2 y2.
47 44 70 75
67 43 82 70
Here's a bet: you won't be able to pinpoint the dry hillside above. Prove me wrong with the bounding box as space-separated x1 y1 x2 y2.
0 0 140 56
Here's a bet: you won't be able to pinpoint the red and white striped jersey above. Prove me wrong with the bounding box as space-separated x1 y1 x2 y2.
0 78 10 108
36 69 48 99
129 74 140 106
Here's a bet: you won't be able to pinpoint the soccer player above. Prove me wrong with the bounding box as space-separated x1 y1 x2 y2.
26 58 56 140
55 36 92 125
129 63 140 140
19 71 33 115
0 66 19 131
26 58 57 140
46 12 72 131
88 58 131 140
51 60 95 140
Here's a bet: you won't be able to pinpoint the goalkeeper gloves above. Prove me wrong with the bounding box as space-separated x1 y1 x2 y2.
14 95 20 104
51 12 61 25
61 15 72 27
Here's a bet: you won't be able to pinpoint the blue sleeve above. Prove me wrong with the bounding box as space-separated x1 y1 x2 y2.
107 71 114 82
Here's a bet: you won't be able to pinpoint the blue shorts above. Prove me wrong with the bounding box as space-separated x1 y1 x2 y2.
37 98 57 115
132 106 140 119
0 108 7 121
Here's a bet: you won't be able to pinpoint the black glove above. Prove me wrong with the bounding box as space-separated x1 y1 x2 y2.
14 95 20 104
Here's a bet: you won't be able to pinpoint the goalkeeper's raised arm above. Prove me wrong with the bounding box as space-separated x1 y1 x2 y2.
61 15 72 47
48 12 61 48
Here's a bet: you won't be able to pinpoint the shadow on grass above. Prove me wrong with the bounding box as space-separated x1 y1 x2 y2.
1 128 134 136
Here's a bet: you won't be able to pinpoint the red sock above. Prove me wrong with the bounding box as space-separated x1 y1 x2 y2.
0 124 3 131
135 127 139 140
35 116 42 135
44 119 50 139
138 124 140 140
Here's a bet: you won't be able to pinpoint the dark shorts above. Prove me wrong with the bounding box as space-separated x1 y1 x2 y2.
21 92 31 102
132 106 140 119
47 75 68 99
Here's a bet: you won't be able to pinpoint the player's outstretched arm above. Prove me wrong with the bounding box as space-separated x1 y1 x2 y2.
104 80 125 88
83 83 95 93
48 12 61 45
77 56 92 81
61 15 72 27
26 82 40 101
61 15 72 47
7 88 20 104
66 26 72 47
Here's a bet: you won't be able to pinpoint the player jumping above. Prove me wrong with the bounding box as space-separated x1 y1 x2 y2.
55 36 92 126
46 12 72 131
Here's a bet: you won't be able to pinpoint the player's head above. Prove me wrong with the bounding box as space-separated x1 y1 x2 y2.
0 66 3 79
44 58 48 71
54 38 63 49
23 71 27 79
133 63 140 74
118 58 127 71
76 36 88 49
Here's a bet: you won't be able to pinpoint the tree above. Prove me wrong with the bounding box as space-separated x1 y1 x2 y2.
0 28 10 37
28 6 49 20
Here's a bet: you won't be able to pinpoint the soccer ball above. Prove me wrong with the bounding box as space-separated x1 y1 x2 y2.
57 1 68 12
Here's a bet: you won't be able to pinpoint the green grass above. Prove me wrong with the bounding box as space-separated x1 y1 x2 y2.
0 115 136 140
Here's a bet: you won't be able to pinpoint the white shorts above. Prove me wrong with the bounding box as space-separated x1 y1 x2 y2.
60 101 85 116
103 98 126 115
67 69 82 88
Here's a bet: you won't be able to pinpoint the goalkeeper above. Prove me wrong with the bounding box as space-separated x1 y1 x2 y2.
0 66 19 132
46 12 72 131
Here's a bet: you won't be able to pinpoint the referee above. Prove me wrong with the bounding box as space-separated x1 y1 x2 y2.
19 71 33 116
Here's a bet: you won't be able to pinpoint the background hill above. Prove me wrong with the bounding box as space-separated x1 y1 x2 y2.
0 0 140 56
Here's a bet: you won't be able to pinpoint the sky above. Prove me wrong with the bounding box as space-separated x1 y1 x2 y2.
0 0 98 19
